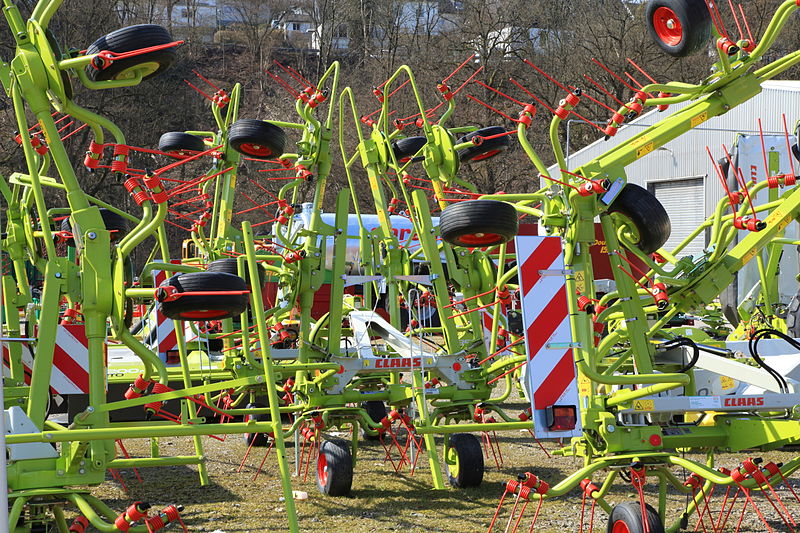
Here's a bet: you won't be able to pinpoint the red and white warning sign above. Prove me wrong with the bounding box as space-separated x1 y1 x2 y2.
516 236 582 439
2 324 90 395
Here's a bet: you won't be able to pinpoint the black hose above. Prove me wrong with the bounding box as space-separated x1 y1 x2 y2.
748 328 790 393
658 336 699 374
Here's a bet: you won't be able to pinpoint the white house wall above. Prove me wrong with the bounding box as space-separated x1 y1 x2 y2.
553 80 800 221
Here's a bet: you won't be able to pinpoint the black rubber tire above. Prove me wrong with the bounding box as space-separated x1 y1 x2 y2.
445 433 483 488
607 502 665 533
158 132 206 155
61 208 129 247
608 183 671 255
46 29 73 101
457 126 510 162
440 200 518 247
317 438 353 496
228 119 286 157
793 122 800 162
360 400 387 441
243 402 269 447
85 24 176 82
786 288 800 337
206 258 265 289
157 271 248 321
645 0 712 58
392 136 427 163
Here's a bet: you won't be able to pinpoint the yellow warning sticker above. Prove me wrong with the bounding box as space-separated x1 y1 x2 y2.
636 142 655 159
720 376 735 390
691 112 708 128
579 375 591 396
575 271 586 294
633 400 655 411
742 248 758 265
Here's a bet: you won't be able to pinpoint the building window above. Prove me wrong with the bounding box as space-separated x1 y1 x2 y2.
290 22 301 31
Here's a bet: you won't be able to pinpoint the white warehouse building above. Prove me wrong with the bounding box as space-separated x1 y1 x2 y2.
550 80 800 306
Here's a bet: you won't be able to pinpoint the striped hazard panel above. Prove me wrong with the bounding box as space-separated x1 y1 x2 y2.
516 236 582 439
3 324 90 394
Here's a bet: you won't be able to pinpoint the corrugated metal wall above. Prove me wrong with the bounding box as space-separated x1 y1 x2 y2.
551 81 800 222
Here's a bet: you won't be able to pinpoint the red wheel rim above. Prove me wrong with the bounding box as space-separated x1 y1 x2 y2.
458 232 502 246
652 6 683 46
179 309 229 320
317 452 328 486
471 149 501 161
611 521 631 533
239 143 273 156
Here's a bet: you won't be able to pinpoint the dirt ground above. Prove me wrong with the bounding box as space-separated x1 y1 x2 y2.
86 401 800 533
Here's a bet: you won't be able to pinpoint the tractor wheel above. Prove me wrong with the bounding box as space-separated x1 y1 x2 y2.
645 0 712 58
317 438 353 496
445 433 483 488
785 288 800 337
457 126 509 162
243 403 269 447
62 208 129 247
85 24 176 82
158 132 206 156
360 400 387 441
440 200 518 247
607 183 671 254
228 119 286 157
207 257 266 289
392 136 427 163
607 502 665 533
157 272 248 321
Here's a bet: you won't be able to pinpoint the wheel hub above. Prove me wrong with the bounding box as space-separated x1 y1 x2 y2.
652 7 683 46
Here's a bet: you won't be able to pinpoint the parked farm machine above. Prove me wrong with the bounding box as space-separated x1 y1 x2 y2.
8 0 800 531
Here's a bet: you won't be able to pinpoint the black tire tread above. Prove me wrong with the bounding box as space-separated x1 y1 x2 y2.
457 126 510 162
317 438 353 496
645 0 712 58
158 132 206 153
228 119 286 157
440 200 518 247
392 136 427 162
158 271 248 320
607 502 665 533
360 400 387 441
608 183 671 255
447 433 483 488
85 24 176 82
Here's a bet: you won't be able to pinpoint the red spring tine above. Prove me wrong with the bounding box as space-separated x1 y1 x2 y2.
571 85 616 114
783 114 797 178
507 80 556 115
583 73 625 107
184 79 215 102
723 143 759 220
265 69 299 97
464 95 519 123
192 69 220 90
590 58 639 93
706 0 728 38
61 122 89 142
523 58 569 92
442 53 477 84
706 146 739 215
757 118 773 182
739 3 754 44
727 0 744 40
626 58 659 85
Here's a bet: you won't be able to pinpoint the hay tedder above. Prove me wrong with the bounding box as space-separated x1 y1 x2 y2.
7 0 800 531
